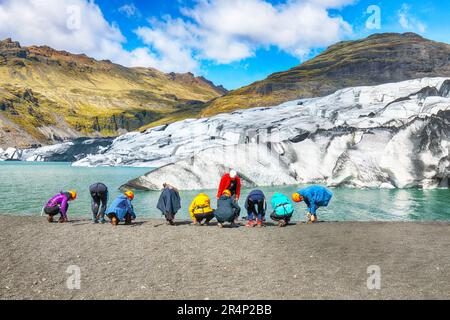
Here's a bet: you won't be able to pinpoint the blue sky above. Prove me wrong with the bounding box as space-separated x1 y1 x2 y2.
1 0 449 89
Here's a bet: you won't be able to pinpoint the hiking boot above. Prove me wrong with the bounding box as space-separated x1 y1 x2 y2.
111 216 119 226
246 220 256 228
58 217 68 223
47 216 54 223
278 220 287 227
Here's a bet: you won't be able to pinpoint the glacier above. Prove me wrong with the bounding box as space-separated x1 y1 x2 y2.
3 77 449 190
121 78 450 190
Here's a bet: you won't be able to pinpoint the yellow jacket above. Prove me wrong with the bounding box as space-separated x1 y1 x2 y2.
189 193 214 220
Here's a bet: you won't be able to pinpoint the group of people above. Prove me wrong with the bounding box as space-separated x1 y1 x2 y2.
42 170 333 227
43 182 136 226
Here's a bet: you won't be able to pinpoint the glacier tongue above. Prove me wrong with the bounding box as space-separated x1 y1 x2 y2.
74 77 450 169
124 110 449 190
117 77 450 190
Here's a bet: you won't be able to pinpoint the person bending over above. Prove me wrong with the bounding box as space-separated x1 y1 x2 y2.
89 182 108 224
245 189 267 228
106 190 136 226
189 193 215 226
157 183 181 225
215 190 241 228
43 190 77 223
270 193 295 227
217 170 241 201
292 185 333 223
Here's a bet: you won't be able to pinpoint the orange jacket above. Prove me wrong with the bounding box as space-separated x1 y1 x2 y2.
217 173 241 200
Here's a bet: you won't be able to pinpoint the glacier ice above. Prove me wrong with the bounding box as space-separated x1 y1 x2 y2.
6 77 449 190
120 78 450 190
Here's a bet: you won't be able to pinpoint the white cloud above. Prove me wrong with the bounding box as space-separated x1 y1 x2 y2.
398 4 427 33
0 0 356 74
119 3 140 18
137 0 354 65
0 0 195 72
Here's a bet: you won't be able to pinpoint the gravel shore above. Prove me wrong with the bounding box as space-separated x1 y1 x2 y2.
1 215 450 300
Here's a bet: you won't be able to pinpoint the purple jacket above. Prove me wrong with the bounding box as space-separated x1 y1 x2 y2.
46 193 70 218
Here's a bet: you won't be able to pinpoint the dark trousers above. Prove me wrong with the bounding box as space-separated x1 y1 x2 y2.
107 213 132 225
44 205 61 216
194 212 215 224
90 191 108 221
247 199 265 221
216 207 241 223
233 205 241 219
270 212 292 223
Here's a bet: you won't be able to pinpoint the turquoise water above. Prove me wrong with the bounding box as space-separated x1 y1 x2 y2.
0 162 449 221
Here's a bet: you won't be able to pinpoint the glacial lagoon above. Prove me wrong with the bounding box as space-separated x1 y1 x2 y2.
0 162 448 221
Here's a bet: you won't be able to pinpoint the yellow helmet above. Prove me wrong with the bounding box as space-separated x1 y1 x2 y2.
292 193 303 203
222 189 232 197
69 190 77 200
124 190 135 200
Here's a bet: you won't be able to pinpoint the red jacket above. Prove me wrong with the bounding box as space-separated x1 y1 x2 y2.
217 173 241 199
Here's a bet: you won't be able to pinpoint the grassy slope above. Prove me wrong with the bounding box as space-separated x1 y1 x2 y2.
0 41 225 147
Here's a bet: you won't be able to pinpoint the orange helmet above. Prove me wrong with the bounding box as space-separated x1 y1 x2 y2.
69 190 77 200
222 189 232 197
124 190 135 200
292 193 303 203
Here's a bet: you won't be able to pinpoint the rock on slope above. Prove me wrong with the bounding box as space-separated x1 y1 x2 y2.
114 77 449 190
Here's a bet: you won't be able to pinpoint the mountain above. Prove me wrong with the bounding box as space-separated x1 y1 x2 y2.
0 38 226 148
10 77 449 189
202 33 450 116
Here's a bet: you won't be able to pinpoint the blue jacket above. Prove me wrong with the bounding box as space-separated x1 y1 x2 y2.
245 190 266 210
298 186 333 215
215 195 240 222
106 195 136 221
271 193 295 217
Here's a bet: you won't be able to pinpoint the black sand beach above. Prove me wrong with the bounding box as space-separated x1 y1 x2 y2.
1 215 450 300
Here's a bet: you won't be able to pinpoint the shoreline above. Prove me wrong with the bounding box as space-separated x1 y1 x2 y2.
1 215 450 299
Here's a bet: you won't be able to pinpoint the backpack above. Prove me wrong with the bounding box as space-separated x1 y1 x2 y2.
194 194 212 213
271 193 295 217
